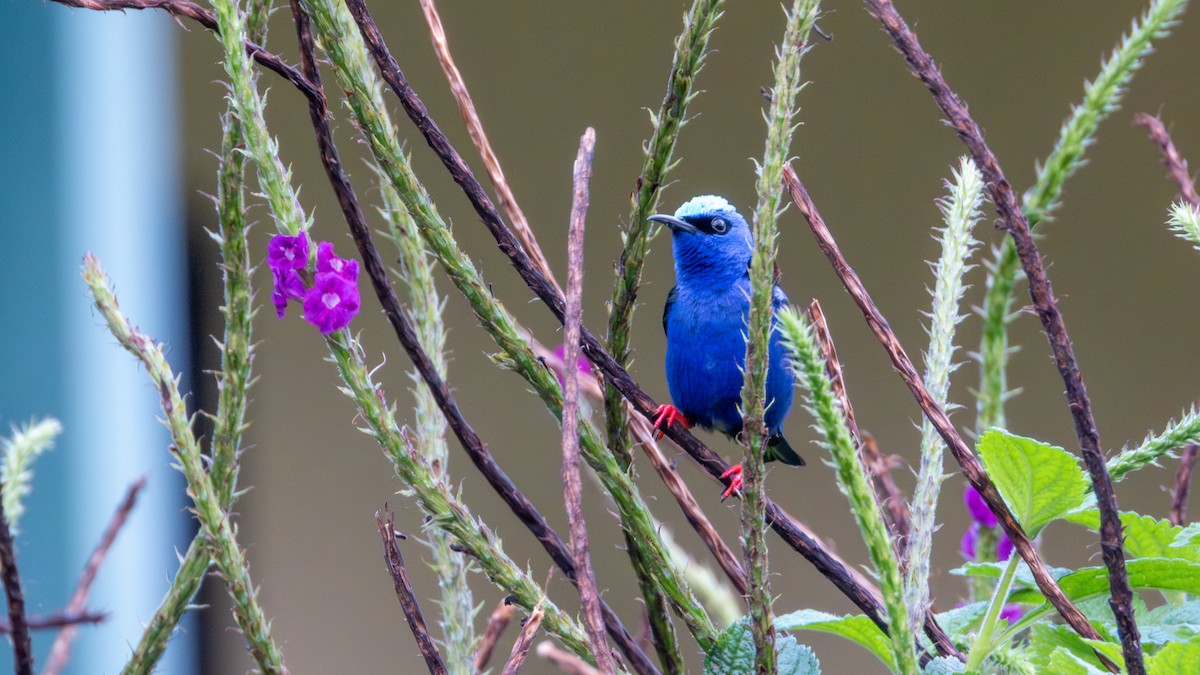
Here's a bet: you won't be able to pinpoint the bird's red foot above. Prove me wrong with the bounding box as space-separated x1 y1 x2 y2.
652 404 690 440
720 463 744 501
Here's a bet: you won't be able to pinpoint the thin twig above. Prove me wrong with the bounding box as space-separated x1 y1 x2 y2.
51 0 323 109
1170 445 1200 526
562 127 613 674
417 0 561 296
784 164 1112 666
333 0 954 657
807 300 862 444
0 498 32 675
375 510 448 675
285 10 652 670
43 477 146 675
1134 113 1200 207
538 642 604 675
861 433 911 543
0 611 107 634
502 603 545 675
475 599 517 672
861 2 1138 669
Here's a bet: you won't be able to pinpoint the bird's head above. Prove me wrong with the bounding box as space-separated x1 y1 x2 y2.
649 195 753 286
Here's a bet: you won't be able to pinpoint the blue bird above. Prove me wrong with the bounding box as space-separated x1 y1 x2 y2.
648 195 804 499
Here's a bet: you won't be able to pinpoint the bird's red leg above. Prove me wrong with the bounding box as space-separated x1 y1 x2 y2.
652 404 690 440
720 464 743 501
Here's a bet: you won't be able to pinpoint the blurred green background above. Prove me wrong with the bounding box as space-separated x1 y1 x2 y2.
20 1 1200 673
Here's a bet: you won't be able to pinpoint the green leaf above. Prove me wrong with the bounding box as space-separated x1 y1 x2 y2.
705 622 756 674
1139 599 1200 645
1173 522 1200 547
1047 647 1110 675
977 429 1089 536
776 636 822 675
934 602 989 637
775 609 894 671
1147 637 1200 675
921 656 966 674
1066 509 1200 562
950 560 1073 587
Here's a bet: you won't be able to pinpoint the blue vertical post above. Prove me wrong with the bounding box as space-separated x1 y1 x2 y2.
1 6 197 674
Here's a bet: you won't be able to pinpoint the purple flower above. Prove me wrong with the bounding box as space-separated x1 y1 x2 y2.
316 241 359 282
303 271 360 334
997 530 1014 561
999 604 1023 624
964 485 999 528
271 267 306 318
552 343 592 386
268 232 310 271
961 522 979 560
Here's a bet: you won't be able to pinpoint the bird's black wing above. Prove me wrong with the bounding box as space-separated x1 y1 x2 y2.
663 284 678 335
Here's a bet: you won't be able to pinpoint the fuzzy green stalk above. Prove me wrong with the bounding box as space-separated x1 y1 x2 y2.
742 3 818 672
604 0 724 471
1106 407 1200 482
301 0 716 651
779 309 919 675
83 255 286 674
124 5 271 669
903 157 984 632
378 185 476 675
1168 201 1200 250
976 0 1187 432
321 328 598 662
965 551 1020 670
0 418 61 535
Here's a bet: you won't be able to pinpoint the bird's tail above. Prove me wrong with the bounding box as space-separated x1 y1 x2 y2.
765 433 805 466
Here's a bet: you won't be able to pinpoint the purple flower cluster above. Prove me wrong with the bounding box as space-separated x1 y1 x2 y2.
552 343 592 387
960 485 1014 561
268 233 361 334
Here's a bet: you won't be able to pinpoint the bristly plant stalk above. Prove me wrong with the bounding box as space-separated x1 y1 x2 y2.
976 0 1187 432
604 0 724 470
778 308 919 675
83 255 287 674
124 2 271 669
1167 201 1200 250
378 173 476 675
1106 407 1200 482
743 3 819 672
903 157 984 632
300 0 716 651
0 418 62 536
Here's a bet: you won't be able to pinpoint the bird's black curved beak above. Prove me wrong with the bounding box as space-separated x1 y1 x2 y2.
648 214 697 234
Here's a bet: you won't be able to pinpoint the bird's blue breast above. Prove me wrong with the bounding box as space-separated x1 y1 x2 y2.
664 279 794 436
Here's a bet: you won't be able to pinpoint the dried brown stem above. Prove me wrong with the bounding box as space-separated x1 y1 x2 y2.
562 128 613 674
785 164 1113 668
43 477 146 675
51 0 323 110
1170 445 1200 527
0 498 32 675
286 9 653 670
375 510 448 675
861 2 1137 669
0 611 107 634
1134 113 1199 208
475 599 517 672
338 0 954 658
861 433 911 544
502 603 545 675
418 0 562 296
538 642 604 675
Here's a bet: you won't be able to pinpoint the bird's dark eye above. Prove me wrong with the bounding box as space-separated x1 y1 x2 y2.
711 218 728 234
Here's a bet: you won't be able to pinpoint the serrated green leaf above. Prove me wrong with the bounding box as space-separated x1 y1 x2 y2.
921 656 966 674
978 429 1089 536
1173 522 1200 547
1147 637 1200 675
705 621 756 674
775 609 894 671
776 636 822 675
950 560 1073 587
1047 647 1110 675
935 602 989 637
1066 509 1200 562
1139 599 1200 645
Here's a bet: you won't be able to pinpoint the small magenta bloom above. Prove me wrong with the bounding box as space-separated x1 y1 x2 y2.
303 270 360 334
552 343 592 386
960 522 979 559
268 232 310 271
999 604 1023 624
997 530 1014 561
271 268 305 318
316 241 359 282
964 484 999 528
